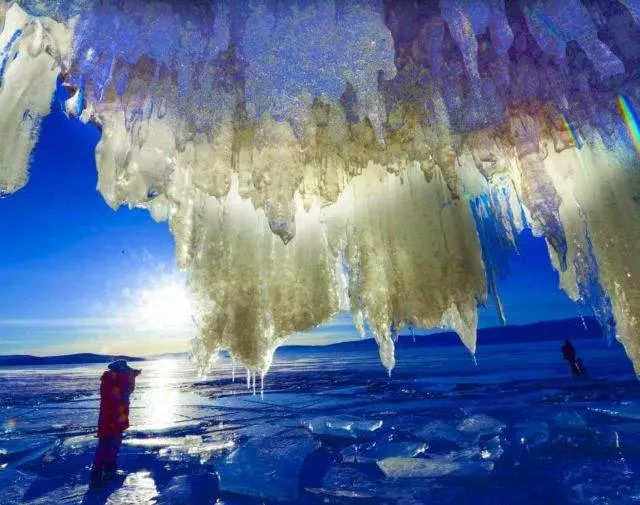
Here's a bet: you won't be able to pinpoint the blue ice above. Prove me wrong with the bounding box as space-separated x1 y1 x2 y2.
216 436 319 501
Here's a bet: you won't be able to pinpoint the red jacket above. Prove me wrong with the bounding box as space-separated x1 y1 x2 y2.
97 370 136 437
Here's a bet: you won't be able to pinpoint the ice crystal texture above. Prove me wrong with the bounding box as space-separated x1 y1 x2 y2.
1 0 640 373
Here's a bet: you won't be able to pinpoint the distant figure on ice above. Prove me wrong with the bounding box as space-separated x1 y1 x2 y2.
90 360 141 487
561 339 587 376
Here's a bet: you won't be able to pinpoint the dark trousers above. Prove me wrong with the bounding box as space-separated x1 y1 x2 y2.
92 435 123 471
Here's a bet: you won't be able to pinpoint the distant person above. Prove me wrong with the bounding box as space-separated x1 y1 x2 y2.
90 360 141 487
561 339 586 376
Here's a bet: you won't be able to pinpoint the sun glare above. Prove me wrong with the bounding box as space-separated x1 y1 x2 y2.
135 278 194 328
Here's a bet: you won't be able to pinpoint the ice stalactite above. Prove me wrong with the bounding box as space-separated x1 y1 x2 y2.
466 130 526 326
508 113 568 268
522 0 625 78
324 164 486 369
2 1 640 374
621 0 640 24
0 3 71 194
543 143 640 370
187 186 340 372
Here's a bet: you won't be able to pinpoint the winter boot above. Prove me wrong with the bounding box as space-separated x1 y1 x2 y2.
103 466 125 481
89 469 103 488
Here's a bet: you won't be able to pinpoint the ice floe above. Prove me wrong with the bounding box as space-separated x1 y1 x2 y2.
306 416 383 440
216 436 319 501
457 414 506 437
341 441 428 464
377 456 494 479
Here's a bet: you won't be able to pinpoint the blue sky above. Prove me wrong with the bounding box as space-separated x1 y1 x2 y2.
0 90 585 356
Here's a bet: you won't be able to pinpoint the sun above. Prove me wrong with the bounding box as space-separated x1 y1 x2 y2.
135 278 194 328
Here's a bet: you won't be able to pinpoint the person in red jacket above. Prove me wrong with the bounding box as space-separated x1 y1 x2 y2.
90 360 141 487
561 339 587 376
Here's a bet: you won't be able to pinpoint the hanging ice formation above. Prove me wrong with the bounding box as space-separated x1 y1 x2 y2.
1 0 639 374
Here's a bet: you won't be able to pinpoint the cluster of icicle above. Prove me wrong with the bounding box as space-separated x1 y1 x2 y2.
1 0 640 375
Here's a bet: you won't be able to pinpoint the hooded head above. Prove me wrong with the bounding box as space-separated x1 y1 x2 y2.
108 360 141 376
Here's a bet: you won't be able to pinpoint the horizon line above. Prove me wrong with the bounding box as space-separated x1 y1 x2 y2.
0 315 600 360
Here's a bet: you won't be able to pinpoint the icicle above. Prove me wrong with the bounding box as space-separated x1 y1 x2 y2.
3 0 640 376
579 313 588 331
0 4 71 194
260 371 266 400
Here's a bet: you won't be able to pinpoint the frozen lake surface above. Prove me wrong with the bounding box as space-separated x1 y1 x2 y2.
1 335 640 504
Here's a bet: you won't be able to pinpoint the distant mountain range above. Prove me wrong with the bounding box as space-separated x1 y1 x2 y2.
276 317 604 354
0 317 604 366
0 353 145 368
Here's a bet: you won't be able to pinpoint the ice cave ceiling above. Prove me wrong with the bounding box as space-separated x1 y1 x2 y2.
1 0 639 374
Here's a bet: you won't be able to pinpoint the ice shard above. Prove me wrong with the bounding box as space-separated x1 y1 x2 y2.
1 0 640 374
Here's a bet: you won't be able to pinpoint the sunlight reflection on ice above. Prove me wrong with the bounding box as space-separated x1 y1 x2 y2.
104 471 158 505
133 360 181 432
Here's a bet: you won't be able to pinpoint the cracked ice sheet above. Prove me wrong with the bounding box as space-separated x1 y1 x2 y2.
377 456 494 479
211 391 373 414
216 436 319 502
341 441 428 463
588 404 640 421
309 465 437 502
0 338 638 504
305 416 383 440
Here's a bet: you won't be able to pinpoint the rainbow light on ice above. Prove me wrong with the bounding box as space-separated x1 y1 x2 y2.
617 94 640 157
560 112 582 149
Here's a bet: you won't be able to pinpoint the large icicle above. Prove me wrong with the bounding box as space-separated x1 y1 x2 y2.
0 4 71 194
542 141 640 372
325 164 486 369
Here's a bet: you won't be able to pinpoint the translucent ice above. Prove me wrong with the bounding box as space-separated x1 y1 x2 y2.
123 436 201 449
445 435 504 462
414 420 473 447
61 434 96 451
457 414 506 437
0 436 57 462
2 0 640 374
103 471 159 505
306 416 383 440
589 405 640 421
341 441 428 464
161 474 218 505
377 456 493 478
313 466 378 499
512 421 549 448
552 411 588 431
0 4 71 194
216 436 319 502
